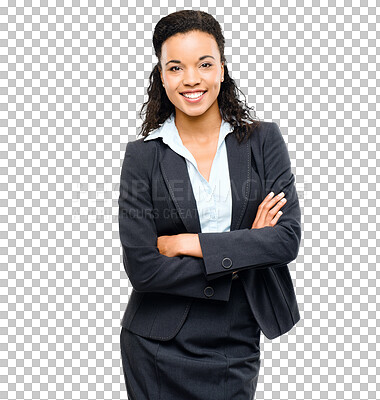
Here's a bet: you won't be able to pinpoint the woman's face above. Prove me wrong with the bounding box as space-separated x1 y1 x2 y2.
159 30 224 119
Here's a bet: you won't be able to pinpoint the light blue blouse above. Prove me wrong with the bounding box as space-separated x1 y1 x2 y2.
144 112 234 233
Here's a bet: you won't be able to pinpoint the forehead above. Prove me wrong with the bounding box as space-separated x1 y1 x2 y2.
161 31 219 59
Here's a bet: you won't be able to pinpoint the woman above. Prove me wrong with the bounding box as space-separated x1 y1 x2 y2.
118 10 302 400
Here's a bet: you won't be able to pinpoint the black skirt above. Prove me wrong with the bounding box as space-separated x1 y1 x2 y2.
120 275 261 400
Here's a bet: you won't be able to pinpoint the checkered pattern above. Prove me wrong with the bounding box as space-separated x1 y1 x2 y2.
2 2 379 400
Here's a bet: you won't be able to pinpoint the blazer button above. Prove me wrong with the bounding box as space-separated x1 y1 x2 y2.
204 286 214 298
222 257 232 269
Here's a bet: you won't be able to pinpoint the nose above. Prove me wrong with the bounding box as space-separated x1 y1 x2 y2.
182 68 201 86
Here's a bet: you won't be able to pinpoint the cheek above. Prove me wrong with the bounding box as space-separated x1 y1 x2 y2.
166 93 178 106
210 79 221 94
167 92 184 110
166 78 181 95
164 83 179 101
210 75 221 89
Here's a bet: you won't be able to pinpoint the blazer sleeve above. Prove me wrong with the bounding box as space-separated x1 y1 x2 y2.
198 122 302 280
118 140 231 301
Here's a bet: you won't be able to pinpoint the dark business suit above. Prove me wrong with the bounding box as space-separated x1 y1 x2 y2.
118 120 301 342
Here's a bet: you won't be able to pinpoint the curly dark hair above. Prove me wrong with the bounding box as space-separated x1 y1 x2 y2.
138 10 261 144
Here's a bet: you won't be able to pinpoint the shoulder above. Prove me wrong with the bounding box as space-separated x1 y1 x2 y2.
248 120 281 137
123 135 160 154
121 136 160 173
124 136 156 149
247 120 285 146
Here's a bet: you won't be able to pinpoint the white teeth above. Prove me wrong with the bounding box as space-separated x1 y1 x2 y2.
182 91 205 99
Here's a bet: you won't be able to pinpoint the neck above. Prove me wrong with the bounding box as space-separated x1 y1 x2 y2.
174 108 222 143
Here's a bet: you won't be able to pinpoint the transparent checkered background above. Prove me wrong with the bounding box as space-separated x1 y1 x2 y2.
1 1 379 399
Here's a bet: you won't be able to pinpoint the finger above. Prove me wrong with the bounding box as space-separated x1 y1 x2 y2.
265 191 285 209
269 210 283 226
254 191 286 228
256 191 275 221
263 196 286 222
271 196 287 213
259 193 286 223
261 197 285 224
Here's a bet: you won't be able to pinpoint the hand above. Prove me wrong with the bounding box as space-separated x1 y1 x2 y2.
251 191 287 229
157 234 183 257
157 233 202 258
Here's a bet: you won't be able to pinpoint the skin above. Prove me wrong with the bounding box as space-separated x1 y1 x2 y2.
159 30 225 143
156 30 286 260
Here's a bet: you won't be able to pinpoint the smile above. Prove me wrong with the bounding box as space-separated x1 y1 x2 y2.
180 91 207 103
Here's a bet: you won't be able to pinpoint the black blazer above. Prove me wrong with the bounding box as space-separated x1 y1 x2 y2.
118 121 302 340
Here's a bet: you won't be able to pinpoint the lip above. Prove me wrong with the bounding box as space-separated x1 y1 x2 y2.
180 89 207 94
180 91 207 103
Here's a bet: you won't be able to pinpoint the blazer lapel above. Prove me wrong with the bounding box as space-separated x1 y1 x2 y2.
225 132 252 231
159 131 251 233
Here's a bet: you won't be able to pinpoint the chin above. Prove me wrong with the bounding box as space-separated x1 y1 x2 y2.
177 104 217 118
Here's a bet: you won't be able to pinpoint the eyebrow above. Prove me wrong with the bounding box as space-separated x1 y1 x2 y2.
165 55 215 66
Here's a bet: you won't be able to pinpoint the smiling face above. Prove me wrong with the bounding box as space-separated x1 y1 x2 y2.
159 30 224 120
